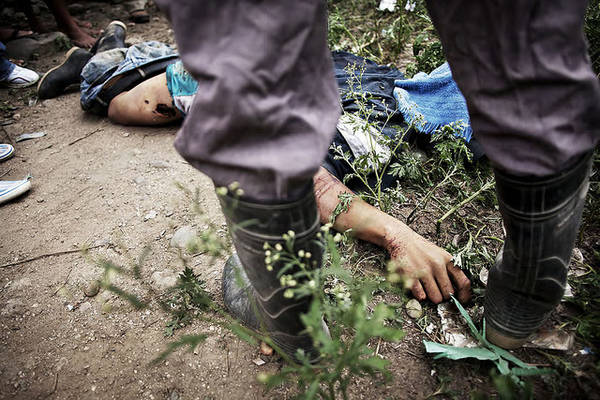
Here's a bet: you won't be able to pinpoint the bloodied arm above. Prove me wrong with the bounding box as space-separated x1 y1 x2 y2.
313 166 471 304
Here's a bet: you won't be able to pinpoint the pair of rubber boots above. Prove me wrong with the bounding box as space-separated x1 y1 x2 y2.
219 185 325 363
485 151 594 348
37 21 127 99
218 152 593 357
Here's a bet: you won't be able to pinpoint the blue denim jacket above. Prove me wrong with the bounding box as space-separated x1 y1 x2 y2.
80 41 178 112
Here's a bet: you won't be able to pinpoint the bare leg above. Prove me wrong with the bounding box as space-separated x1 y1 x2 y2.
15 0 48 33
43 0 97 49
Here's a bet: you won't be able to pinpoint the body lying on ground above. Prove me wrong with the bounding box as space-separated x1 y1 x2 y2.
38 39 471 305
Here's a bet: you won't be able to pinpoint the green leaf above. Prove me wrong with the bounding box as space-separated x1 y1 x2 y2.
357 355 391 374
151 334 207 365
104 284 147 310
423 340 499 361
450 294 487 344
509 367 555 377
258 371 294 390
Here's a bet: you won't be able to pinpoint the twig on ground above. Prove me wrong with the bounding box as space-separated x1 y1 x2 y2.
407 165 457 225
226 341 231 376
436 179 494 234
375 337 382 356
0 244 109 269
144 319 160 329
44 372 58 398
405 349 424 359
67 128 102 146
53 267 74 296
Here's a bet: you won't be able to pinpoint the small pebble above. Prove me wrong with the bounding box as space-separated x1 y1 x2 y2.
84 281 100 297
406 299 423 319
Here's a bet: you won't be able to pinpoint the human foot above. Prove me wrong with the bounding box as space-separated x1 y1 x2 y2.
73 17 92 29
61 27 97 49
0 28 34 42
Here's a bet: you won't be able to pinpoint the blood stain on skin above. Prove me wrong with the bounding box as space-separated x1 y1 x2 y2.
155 103 177 117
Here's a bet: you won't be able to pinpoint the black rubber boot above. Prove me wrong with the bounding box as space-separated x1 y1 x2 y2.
220 185 325 363
37 47 93 99
90 21 127 54
484 151 594 348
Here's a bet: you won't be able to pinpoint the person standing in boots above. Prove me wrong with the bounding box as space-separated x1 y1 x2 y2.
424 0 599 348
156 0 599 357
155 1 340 362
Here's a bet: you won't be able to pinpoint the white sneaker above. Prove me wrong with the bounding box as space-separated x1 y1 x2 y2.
0 144 15 162
0 180 31 205
1 65 40 88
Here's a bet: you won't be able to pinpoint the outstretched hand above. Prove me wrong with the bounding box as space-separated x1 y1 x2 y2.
386 232 471 304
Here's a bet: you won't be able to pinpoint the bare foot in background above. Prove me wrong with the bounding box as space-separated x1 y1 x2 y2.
60 25 97 48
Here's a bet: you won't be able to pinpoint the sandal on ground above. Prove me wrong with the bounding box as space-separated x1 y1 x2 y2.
0 144 15 162
130 9 150 24
0 179 31 205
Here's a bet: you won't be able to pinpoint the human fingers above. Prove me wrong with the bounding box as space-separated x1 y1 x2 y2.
420 274 443 304
433 263 455 301
410 279 427 302
447 262 471 303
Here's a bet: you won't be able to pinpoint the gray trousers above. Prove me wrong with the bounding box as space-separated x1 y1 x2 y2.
426 0 600 177
155 0 340 201
426 0 599 339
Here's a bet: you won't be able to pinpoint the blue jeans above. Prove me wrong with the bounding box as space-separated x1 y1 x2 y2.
0 42 16 81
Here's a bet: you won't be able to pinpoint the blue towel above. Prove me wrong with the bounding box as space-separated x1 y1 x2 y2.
394 62 472 142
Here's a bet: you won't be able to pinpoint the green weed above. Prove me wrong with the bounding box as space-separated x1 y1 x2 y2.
161 267 214 337
328 0 413 66
257 230 406 399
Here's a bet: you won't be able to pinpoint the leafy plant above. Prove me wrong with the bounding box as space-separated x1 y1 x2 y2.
404 28 445 78
257 230 406 399
327 0 413 66
585 0 600 75
161 267 214 337
424 296 555 392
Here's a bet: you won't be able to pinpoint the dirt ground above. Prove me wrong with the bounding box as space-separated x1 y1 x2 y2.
0 2 597 400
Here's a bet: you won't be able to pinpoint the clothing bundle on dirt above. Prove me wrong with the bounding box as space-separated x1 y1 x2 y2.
80 43 483 192
322 51 484 192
